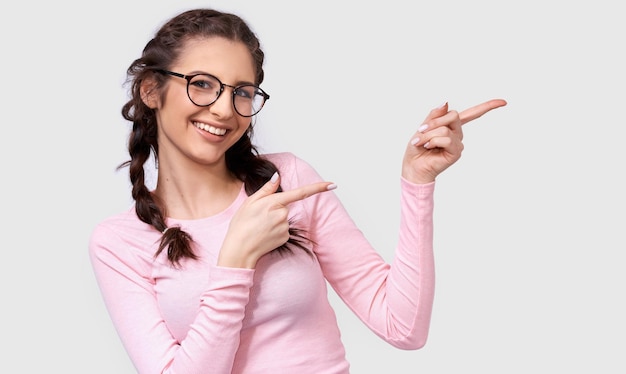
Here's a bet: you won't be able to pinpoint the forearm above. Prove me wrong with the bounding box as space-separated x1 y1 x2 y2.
161 266 254 373
89 230 254 374
383 178 435 349
313 179 436 350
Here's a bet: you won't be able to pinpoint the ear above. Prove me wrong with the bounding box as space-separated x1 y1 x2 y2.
140 77 159 109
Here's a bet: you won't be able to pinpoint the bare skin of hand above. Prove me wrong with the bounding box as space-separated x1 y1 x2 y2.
218 173 335 268
402 99 507 184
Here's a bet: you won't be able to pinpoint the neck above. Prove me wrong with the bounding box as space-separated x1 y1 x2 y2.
153 159 242 220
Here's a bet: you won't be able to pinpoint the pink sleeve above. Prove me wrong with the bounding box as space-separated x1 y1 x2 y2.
88 225 254 374
289 155 435 349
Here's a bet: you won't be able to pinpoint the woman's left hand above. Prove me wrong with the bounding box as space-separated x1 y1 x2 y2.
402 99 507 184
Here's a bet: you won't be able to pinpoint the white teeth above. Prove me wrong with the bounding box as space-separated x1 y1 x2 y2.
193 121 227 136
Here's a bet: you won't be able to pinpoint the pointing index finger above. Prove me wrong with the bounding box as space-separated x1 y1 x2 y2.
459 99 507 126
274 182 336 206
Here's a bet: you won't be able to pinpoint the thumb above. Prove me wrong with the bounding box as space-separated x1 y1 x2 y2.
253 171 281 199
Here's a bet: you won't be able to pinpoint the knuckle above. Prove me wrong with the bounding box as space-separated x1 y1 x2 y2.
276 208 289 221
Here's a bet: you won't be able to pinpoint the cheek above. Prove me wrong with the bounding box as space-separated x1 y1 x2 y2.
160 87 182 109
225 121 251 149
240 118 252 131
232 115 250 131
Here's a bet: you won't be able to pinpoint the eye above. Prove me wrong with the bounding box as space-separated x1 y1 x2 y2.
234 86 256 100
189 75 219 91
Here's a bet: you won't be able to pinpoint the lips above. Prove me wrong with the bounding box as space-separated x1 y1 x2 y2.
193 121 227 136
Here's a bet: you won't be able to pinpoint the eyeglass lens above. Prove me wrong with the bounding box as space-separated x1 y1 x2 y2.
187 74 265 116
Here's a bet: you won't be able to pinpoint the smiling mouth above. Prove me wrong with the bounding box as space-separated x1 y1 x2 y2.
193 121 227 136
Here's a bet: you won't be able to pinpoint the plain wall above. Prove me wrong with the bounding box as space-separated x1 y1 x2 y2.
1 1 624 372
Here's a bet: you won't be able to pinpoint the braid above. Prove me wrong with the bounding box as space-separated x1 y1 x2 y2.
118 119 198 267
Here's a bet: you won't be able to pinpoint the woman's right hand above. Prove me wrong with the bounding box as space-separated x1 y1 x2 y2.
218 172 335 268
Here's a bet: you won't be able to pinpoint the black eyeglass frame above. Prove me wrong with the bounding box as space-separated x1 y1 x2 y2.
156 69 270 117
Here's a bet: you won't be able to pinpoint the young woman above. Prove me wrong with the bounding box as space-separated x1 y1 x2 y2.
89 8 506 374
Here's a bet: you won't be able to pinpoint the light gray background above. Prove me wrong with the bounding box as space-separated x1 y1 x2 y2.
2 0 624 373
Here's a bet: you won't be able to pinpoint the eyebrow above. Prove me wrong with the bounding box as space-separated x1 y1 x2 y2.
185 70 256 86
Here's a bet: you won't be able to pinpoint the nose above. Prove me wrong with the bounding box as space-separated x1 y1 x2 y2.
208 86 236 118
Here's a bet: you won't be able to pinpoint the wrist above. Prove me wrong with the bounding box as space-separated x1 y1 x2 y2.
401 168 436 185
217 244 259 269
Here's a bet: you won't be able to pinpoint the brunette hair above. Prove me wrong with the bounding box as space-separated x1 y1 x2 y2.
118 9 310 266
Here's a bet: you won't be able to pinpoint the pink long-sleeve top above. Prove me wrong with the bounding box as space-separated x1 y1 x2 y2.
89 152 435 374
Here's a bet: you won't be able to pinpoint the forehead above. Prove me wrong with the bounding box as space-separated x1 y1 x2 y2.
173 36 256 83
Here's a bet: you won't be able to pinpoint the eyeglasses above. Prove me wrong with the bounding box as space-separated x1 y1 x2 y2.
157 69 270 117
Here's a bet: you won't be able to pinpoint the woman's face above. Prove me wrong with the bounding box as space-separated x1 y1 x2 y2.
149 37 257 169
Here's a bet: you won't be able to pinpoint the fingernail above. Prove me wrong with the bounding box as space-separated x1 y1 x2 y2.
423 141 430 148
436 101 447 109
418 124 428 133
270 172 279 183
410 137 420 145
327 183 337 191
